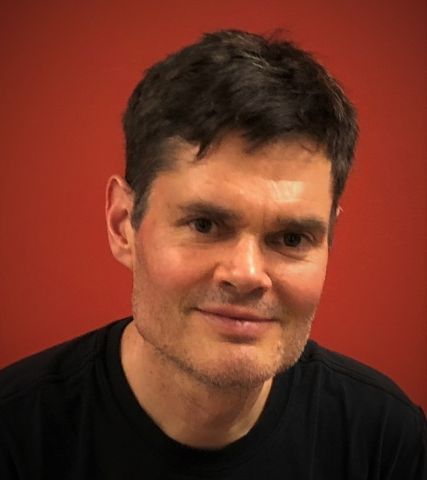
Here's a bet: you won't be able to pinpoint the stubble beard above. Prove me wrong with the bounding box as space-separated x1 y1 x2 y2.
132 288 315 392
150 319 313 391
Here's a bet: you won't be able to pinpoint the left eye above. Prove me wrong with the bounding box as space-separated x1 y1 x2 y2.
190 218 215 233
282 233 303 247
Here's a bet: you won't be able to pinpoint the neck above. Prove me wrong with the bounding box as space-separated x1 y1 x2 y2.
121 321 273 449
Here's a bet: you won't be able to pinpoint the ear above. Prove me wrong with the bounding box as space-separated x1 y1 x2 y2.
105 175 135 270
328 204 343 249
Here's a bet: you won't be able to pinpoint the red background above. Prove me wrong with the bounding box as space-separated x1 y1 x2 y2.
0 1 426 411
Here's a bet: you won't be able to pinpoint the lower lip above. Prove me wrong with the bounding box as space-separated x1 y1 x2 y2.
196 310 275 339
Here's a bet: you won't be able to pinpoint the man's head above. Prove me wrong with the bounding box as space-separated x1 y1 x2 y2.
123 30 358 232
107 30 358 391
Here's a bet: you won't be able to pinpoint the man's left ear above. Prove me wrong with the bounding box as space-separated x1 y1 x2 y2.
105 175 135 270
336 205 343 217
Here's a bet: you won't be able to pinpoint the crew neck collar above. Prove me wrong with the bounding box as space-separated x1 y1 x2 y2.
105 317 300 475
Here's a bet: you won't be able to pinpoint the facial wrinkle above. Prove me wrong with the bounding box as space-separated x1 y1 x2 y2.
268 180 305 204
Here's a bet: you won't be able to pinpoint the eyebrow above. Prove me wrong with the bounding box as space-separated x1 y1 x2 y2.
177 201 242 224
177 200 329 236
274 216 328 236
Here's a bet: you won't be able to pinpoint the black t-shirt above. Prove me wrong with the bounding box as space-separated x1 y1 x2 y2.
0 318 425 479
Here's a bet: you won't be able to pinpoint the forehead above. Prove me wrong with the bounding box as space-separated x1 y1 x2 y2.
148 134 333 218
172 134 329 175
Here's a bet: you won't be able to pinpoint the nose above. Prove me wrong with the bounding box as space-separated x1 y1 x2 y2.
213 235 272 295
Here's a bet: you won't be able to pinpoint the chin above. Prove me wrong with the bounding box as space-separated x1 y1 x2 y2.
170 340 306 391
138 311 313 391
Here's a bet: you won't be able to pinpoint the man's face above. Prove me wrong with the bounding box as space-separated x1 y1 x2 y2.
130 134 332 389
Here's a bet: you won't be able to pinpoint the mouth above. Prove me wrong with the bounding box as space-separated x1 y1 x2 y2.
194 307 276 339
197 306 273 322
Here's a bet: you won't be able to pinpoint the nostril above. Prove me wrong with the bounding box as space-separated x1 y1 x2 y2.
214 266 272 295
212 236 272 292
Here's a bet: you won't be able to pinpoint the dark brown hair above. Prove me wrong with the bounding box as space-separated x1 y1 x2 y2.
123 30 358 228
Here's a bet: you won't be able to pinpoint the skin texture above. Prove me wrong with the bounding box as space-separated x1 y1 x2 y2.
106 134 333 448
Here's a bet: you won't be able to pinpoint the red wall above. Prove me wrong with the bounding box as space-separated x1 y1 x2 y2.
0 0 426 411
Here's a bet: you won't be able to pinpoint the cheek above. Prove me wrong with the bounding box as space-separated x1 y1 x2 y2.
139 242 211 296
274 257 328 315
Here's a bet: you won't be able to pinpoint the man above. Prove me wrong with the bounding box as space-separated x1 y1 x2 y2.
0 30 425 479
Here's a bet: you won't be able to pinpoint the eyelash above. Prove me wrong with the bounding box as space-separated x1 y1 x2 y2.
186 217 313 250
189 217 217 234
268 232 312 249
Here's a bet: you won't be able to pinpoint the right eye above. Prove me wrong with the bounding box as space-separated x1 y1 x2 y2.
189 218 215 234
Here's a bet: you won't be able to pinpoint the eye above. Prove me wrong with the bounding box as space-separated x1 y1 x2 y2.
190 218 215 234
283 232 303 247
266 231 311 253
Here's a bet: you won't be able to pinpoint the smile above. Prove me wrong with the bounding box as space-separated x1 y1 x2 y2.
194 307 276 339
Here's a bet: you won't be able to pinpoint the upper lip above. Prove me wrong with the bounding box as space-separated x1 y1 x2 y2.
197 306 273 322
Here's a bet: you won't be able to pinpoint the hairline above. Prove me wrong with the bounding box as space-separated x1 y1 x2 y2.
129 131 339 246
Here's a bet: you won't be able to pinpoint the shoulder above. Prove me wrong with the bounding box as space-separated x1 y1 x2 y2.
298 341 426 476
300 340 426 435
0 318 130 406
303 340 414 399
302 340 417 406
